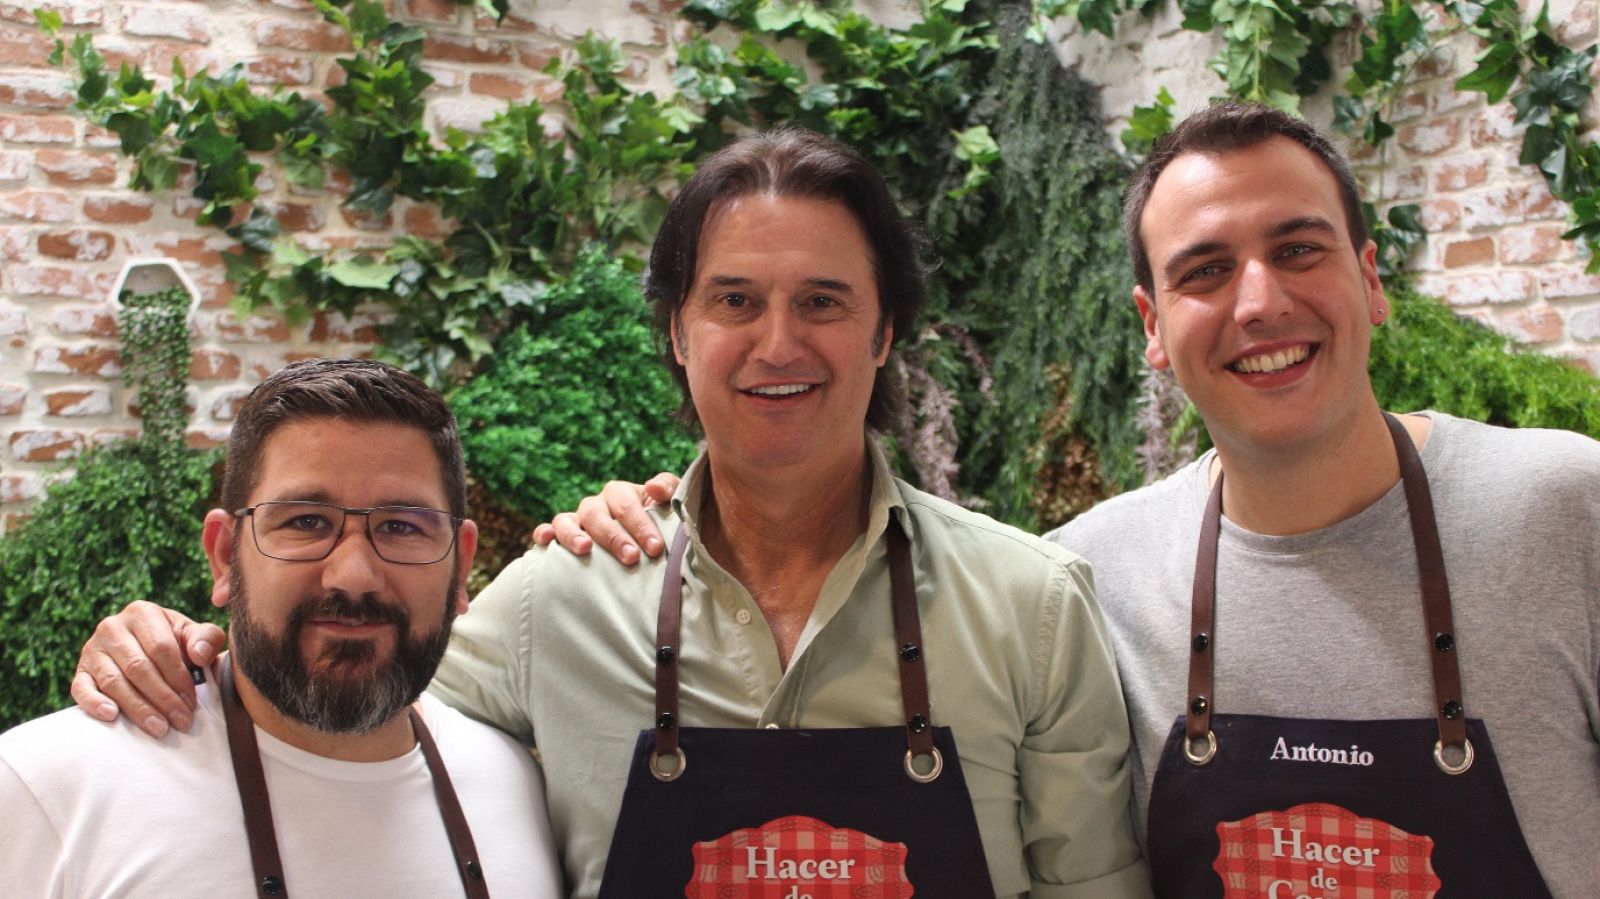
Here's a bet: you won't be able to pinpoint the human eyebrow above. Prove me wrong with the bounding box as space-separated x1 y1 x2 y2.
804 277 855 294
1161 240 1228 285
1267 216 1339 240
703 274 756 289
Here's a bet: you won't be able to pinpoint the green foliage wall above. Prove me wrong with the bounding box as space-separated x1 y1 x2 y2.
449 248 698 526
924 5 1144 528
1371 288 1600 437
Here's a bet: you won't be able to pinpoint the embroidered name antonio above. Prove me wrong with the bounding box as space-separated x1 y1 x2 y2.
1269 737 1375 767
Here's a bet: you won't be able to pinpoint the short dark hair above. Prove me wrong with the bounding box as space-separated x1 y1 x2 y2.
643 127 928 432
221 358 467 518
1124 101 1369 295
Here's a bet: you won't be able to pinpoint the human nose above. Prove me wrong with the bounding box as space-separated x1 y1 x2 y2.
1233 258 1294 326
751 304 805 367
320 514 385 594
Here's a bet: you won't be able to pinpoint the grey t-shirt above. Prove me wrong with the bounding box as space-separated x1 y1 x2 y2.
1047 411 1600 898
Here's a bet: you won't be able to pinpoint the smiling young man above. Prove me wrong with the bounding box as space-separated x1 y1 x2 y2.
0 359 561 897
1050 102 1600 897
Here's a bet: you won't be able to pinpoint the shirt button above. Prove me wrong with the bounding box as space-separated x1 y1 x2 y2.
764 723 780 730
735 609 753 625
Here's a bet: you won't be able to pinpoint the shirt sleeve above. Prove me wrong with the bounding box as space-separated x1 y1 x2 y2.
0 753 66 899
428 551 539 747
1019 557 1153 898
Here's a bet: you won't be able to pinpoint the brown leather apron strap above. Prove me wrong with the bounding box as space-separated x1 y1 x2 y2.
1383 412 1469 757
1185 413 1470 769
1184 474 1224 759
410 706 491 899
651 515 940 779
652 525 690 772
887 518 936 760
221 656 494 897
220 657 292 898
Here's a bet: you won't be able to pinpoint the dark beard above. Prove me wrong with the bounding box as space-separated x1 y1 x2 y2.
229 564 457 734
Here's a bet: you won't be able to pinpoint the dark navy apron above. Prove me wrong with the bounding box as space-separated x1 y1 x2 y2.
219 656 491 898
1146 413 1551 897
597 518 996 899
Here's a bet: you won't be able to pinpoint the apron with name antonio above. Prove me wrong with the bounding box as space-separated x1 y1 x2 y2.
1145 413 1551 898
218 657 491 899
597 518 995 899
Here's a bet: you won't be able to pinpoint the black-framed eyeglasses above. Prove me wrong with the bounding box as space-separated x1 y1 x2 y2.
234 501 463 565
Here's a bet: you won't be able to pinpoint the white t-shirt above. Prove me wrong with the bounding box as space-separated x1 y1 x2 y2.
0 681 562 898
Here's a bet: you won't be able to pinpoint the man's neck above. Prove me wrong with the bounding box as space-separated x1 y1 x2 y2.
697 440 875 663
1212 410 1433 536
227 658 416 763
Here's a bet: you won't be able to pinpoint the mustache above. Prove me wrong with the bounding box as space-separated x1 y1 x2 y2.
289 592 409 630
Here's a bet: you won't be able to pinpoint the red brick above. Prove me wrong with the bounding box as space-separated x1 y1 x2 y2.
50 306 118 337
1397 118 1461 156
0 383 24 415
1557 0 1597 45
245 54 316 86
253 17 352 52
1414 270 1538 306
1462 183 1562 228
10 428 86 462
89 428 137 447
185 428 228 449
0 25 58 67
214 311 291 342
1499 225 1565 264
402 0 459 23
4 0 103 26
143 43 223 80
262 201 325 233
338 206 393 231
1539 264 1600 299
9 265 105 300
1413 45 1455 79
207 387 252 420
469 72 533 101
1497 305 1565 344
424 33 514 65
84 193 154 224
0 306 27 338
1444 237 1495 267
37 229 116 261
0 150 29 181
1420 198 1461 231
518 43 561 70
0 113 77 144
0 473 40 503
1470 104 1519 146
45 387 113 416
36 149 118 185
1434 156 1489 192
402 203 449 240
34 344 121 376
620 55 649 81
190 348 241 380
309 311 381 343
0 71 75 108
123 234 224 266
0 190 74 222
121 4 210 42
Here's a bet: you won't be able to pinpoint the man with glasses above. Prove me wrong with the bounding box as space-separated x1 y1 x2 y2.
0 358 561 897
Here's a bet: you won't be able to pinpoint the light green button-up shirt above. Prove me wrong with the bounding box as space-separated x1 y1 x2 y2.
430 441 1151 898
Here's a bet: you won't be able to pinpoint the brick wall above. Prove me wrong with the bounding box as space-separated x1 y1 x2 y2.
2 0 1593 525
0 0 692 527
1051 0 1600 373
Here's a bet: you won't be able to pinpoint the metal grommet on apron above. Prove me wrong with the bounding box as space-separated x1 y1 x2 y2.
596 517 996 898
219 656 491 899
1145 413 1553 898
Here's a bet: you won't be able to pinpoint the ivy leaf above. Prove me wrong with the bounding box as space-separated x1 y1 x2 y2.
1455 41 1520 103
230 209 282 253
34 8 62 34
327 256 400 289
1121 86 1175 154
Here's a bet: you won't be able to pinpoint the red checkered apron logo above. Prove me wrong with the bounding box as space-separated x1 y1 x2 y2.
1212 801 1442 898
685 815 915 899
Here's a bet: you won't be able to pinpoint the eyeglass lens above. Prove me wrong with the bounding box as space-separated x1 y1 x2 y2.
251 502 455 564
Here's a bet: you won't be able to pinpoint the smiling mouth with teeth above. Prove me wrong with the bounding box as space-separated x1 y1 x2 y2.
1230 344 1311 374
746 384 815 396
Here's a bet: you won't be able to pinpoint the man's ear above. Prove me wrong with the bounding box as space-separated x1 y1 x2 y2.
1359 239 1389 325
670 314 688 365
872 318 893 366
1134 285 1171 370
202 509 236 610
452 520 479 616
